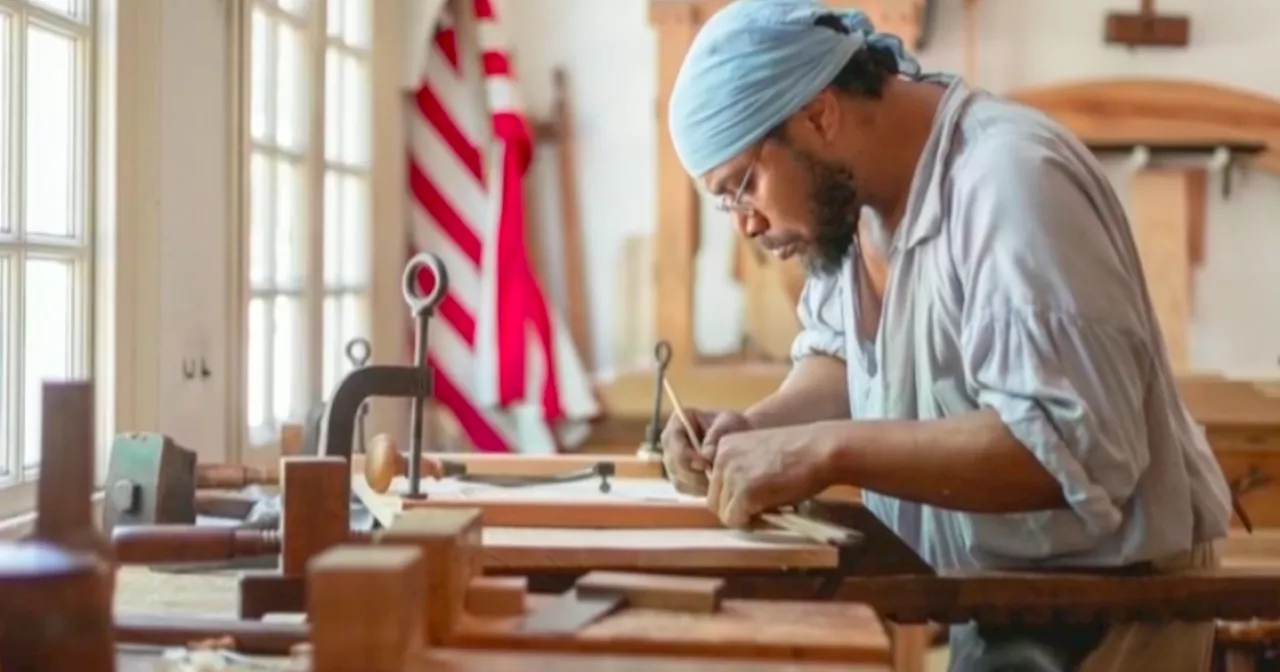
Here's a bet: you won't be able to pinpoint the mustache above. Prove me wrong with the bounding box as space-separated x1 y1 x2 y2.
753 234 800 251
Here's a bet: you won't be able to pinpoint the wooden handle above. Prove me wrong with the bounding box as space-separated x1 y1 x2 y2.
196 464 277 489
112 526 281 564
364 434 445 493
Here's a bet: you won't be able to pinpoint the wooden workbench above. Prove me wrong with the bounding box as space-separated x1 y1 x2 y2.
115 645 882 671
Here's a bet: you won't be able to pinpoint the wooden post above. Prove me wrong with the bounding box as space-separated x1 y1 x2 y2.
1129 169 1204 371
281 457 351 575
308 545 427 672
651 3 702 370
375 507 483 644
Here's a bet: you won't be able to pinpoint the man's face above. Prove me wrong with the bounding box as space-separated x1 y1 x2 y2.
702 133 862 278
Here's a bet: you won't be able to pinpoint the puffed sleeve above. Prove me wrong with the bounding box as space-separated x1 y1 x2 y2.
789 272 847 363
949 138 1158 551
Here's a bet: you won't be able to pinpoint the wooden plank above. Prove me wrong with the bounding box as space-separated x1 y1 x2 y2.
575 571 725 613
466 577 528 617
118 646 879 671
404 497 724 529
479 527 837 571
454 596 892 664
1130 169 1192 371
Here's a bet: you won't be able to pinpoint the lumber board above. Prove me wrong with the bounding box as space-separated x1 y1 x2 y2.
453 595 892 664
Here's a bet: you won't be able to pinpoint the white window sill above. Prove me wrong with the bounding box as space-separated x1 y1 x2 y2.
0 491 106 541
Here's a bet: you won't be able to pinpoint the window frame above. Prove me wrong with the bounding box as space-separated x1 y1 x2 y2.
230 0 374 458
0 0 100 519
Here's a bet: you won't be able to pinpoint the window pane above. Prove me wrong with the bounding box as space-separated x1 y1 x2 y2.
271 296 301 423
321 294 338 395
25 24 77 237
274 159 305 287
247 297 268 428
326 0 344 39
322 292 367 398
323 51 341 163
29 0 76 18
0 12 9 234
341 293 367 347
22 258 74 470
250 8 271 143
343 0 370 49
275 22 307 152
340 175 369 286
0 256 10 479
278 0 309 18
249 152 272 288
322 171 340 287
341 54 369 167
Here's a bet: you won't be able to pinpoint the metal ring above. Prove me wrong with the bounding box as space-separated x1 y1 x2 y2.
401 252 450 316
345 338 372 367
653 340 673 369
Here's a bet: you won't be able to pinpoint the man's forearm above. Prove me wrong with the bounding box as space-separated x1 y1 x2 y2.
744 355 850 429
817 409 1067 513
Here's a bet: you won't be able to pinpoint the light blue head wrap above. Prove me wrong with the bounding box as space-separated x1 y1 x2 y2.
668 0 924 178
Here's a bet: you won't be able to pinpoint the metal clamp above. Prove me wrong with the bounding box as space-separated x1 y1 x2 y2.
346 338 373 454
318 254 447 480
402 253 449 499
440 461 615 494
639 341 673 458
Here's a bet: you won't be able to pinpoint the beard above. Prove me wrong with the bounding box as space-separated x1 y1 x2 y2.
793 149 861 278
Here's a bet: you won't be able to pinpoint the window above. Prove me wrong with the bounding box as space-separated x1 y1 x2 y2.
0 0 95 513
242 0 371 447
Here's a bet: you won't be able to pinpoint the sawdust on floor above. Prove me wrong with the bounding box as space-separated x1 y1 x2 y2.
114 566 239 616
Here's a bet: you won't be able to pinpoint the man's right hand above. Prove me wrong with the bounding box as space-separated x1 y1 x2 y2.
660 409 754 495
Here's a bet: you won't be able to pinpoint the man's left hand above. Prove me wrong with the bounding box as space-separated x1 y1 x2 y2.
706 423 837 529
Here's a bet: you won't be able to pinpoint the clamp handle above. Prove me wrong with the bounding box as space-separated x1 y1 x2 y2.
402 252 449 317
345 338 372 368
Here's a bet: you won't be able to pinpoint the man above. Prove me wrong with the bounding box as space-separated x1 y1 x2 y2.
659 1 1234 670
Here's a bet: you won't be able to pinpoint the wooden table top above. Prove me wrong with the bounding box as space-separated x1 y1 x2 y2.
455 595 892 664
116 645 885 670
353 475 843 571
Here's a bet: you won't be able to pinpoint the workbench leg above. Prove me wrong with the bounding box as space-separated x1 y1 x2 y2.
1221 648 1256 672
892 624 930 672
238 573 305 620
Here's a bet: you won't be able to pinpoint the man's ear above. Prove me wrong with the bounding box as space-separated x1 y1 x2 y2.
798 89 842 143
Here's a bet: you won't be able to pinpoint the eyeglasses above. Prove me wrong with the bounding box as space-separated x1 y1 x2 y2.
714 155 758 215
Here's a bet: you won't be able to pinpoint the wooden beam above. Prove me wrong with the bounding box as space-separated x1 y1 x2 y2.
1129 170 1193 371
652 6 701 369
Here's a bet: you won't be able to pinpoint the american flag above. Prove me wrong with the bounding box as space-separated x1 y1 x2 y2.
404 0 600 453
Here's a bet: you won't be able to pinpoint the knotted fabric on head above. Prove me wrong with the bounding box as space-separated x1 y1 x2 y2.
668 0 923 179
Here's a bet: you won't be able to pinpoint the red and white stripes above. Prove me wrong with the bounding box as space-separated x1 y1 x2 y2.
405 0 599 453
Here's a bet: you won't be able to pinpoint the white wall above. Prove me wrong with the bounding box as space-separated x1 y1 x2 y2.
502 0 1280 379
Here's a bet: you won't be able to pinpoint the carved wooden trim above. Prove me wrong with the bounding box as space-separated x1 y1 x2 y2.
1007 78 1280 176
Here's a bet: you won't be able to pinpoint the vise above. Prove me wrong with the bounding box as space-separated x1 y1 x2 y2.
101 433 277 534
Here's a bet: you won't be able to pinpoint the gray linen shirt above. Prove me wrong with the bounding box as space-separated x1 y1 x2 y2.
790 75 1232 571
